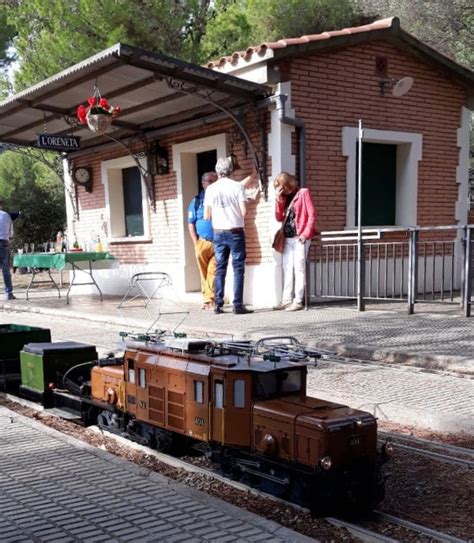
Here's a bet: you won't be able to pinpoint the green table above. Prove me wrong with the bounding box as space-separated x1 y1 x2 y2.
13 252 116 303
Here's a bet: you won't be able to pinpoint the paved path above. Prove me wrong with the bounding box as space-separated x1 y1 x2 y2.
0 406 315 543
2 293 474 374
307 361 474 434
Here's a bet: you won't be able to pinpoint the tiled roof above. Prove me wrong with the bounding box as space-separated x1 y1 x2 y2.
207 17 396 70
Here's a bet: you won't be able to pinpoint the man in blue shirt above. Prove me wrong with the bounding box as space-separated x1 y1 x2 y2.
188 172 218 309
0 200 16 300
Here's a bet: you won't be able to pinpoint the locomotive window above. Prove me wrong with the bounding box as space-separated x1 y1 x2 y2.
194 380 204 404
138 368 146 388
215 381 224 408
127 359 135 384
281 370 302 393
233 379 245 408
255 373 277 398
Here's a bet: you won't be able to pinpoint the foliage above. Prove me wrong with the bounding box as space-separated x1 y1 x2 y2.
0 151 66 249
200 0 360 63
5 0 188 90
246 0 358 44
198 0 253 63
354 0 474 69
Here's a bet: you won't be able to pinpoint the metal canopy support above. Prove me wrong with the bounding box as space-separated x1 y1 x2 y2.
0 43 272 211
165 76 268 196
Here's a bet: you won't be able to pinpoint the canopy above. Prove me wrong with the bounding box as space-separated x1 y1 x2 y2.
0 44 272 154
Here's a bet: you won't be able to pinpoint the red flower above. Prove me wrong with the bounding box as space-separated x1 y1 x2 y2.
76 104 87 124
76 94 121 125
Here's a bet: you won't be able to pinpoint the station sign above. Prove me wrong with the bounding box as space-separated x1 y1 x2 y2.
37 134 81 152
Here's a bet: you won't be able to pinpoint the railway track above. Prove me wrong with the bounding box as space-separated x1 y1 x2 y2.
92 424 470 543
380 431 474 468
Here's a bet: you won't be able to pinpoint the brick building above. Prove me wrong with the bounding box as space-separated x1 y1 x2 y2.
0 17 472 306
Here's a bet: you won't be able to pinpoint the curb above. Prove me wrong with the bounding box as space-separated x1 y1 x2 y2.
0 404 317 543
3 300 474 375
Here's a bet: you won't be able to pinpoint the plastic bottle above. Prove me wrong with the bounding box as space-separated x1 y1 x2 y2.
55 231 63 253
95 236 103 253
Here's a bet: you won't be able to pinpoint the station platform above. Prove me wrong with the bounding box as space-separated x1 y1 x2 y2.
0 406 315 543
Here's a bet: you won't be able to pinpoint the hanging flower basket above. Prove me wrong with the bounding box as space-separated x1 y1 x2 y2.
76 92 121 133
86 112 113 133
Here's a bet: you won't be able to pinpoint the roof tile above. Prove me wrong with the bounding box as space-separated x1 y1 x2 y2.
206 17 396 69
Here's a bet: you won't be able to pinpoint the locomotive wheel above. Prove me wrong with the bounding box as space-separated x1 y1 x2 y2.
152 428 174 453
97 409 122 434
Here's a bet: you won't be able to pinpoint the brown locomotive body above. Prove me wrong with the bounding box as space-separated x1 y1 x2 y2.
88 337 389 513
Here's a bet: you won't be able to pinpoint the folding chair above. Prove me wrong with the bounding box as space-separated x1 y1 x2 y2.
117 272 189 333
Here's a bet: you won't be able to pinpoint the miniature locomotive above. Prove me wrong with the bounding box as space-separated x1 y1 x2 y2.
4 330 392 515
82 335 391 514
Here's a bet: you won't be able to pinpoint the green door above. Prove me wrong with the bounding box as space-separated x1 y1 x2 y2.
356 142 397 226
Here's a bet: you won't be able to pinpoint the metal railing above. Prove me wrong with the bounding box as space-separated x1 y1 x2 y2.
308 225 473 317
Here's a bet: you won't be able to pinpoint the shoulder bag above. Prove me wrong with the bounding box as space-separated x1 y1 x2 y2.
272 192 298 253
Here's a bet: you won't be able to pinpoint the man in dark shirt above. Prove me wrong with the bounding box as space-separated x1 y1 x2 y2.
188 172 218 309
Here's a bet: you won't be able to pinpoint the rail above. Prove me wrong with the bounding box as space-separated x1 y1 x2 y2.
308 225 473 317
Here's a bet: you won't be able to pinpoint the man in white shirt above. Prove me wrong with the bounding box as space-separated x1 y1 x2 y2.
0 200 15 300
204 157 254 314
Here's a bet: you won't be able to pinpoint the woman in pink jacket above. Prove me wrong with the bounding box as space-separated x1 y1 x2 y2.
273 172 316 311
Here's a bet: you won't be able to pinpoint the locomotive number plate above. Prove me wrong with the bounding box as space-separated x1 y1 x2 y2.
194 416 205 427
350 436 360 447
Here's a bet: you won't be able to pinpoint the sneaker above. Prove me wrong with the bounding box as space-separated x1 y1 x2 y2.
285 302 303 312
273 302 291 311
5 294 16 301
214 306 224 314
233 306 254 315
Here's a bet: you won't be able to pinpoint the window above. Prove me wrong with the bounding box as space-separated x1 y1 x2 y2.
122 167 144 236
194 380 204 404
280 371 302 393
255 373 277 399
233 379 245 408
128 359 135 384
342 127 422 228
215 381 224 409
101 156 150 241
138 368 146 389
356 143 396 226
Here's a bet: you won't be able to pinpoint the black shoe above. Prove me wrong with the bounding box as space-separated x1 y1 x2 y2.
233 306 254 315
6 294 16 301
214 306 223 314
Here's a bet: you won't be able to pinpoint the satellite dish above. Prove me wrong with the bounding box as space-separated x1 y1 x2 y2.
392 76 414 97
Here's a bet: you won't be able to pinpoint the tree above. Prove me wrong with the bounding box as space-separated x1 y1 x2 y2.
200 0 361 63
354 0 474 69
0 151 66 249
5 0 189 90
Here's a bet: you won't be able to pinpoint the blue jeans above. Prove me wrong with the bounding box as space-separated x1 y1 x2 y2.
0 243 13 295
213 230 246 308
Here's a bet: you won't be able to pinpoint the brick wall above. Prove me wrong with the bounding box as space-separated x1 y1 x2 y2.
283 41 467 234
72 111 270 266
72 40 468 269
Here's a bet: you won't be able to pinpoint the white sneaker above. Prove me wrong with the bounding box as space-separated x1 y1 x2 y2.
285 302 303 312
273 302 291 310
